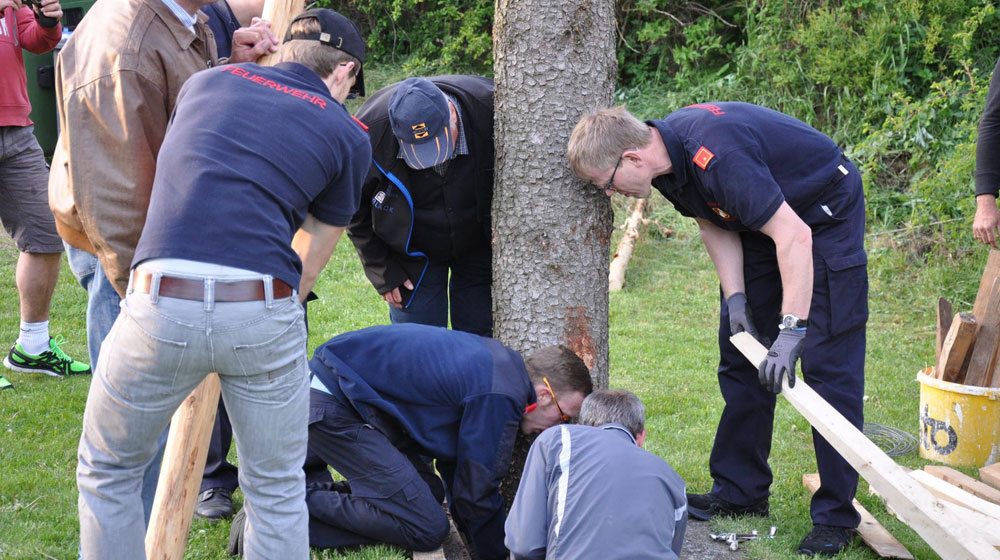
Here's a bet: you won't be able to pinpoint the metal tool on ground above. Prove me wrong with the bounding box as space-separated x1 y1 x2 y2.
710 526 777 551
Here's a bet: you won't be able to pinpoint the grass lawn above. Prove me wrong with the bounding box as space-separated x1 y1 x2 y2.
0 196 979 559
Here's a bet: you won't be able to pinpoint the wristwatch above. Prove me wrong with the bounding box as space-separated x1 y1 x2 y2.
779 314 809 330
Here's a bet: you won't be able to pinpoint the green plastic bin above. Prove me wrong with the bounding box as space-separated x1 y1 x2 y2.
23 0 98 156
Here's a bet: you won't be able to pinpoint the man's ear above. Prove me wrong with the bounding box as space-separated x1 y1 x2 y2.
635 429 647 448
534 383 551 405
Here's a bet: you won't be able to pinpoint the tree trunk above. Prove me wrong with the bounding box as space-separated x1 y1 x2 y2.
493 0 616 388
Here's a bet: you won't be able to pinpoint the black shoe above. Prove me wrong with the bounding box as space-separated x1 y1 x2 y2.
686 492 769 521
194 487 235 520
797 524 855 556
227 507 246 557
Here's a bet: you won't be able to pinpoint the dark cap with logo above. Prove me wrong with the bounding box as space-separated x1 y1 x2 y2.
388 78 455 170
284 8 366 97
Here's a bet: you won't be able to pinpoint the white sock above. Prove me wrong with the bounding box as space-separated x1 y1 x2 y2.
17 320 50 355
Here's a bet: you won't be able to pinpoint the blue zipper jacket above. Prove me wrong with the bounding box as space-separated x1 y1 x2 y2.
310 324 536 560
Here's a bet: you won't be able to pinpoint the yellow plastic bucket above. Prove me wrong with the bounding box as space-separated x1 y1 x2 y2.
918 368 1000 467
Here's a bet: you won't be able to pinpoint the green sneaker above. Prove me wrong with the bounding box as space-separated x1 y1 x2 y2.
0 374 12 390
3 336 91 377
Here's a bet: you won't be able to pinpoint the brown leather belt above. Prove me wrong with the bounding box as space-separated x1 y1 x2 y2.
133 271 293 302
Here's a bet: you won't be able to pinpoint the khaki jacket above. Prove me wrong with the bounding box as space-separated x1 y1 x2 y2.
49 0 217 296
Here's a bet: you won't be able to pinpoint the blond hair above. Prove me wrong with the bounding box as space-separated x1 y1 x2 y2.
567 106 652 176
280 17 360 80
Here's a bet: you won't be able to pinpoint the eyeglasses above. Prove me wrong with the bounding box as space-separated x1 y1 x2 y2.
599 154 624 192
542 376 569 423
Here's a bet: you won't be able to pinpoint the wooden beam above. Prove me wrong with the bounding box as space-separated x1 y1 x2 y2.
145 374 221 560
936 297 953 364
910 469 1000 521
974 251 1000 320
257 0 306 66
982 463 1000 491
803 474 912 559
934 313 977 382
608 199 646 292
939 502 1000 547
924 466 1000 506
730 332 1000 560
965 277 1000 386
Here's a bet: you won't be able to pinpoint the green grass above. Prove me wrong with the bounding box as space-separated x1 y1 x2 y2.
0 198 981 559
1 60 992 559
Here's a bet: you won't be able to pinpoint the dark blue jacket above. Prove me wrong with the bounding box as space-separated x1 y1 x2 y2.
200 0 239 58
310 324 535 560
650 102 849 232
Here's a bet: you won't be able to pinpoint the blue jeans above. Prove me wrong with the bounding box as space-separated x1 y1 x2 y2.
388 246 492 336
64 244 163 525
77 269 310 559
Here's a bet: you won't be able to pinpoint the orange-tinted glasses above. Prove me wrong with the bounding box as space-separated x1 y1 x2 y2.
542 376 569 423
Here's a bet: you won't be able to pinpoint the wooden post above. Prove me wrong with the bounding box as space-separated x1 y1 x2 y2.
923 466 1000 507
256 0 306 66
802 474 912 559
730 332 1000 560
936 297 952 363
145 374 221 560
982 463 1000 491
973 250 1000 320
965 278 1000 386
608 199 646 292
934 313 976 382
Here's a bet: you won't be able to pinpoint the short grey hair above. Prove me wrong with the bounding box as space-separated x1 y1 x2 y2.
578 389 645 437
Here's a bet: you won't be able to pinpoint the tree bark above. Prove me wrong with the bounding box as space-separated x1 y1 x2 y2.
493 0 616 388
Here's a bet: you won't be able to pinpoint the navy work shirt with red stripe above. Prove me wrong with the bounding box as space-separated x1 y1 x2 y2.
649 102 847 231
134 62 371 289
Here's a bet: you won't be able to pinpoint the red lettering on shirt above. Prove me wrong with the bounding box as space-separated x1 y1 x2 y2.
220 66 328 110
693 146 715 170
686 103 726 116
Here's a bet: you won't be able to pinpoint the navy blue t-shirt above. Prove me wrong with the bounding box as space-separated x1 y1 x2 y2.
650 102 847 231
134 63 371 289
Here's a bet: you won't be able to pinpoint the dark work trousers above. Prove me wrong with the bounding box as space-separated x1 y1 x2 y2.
709 159 867 529
303 389 450 552
389 245 493 336
200 399 239 493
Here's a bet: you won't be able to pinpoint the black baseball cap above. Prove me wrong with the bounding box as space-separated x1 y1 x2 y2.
388 78 455 169
284 8 366 97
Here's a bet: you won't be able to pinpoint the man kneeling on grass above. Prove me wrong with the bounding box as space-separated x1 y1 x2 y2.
229 323 593 560
505 389 688 559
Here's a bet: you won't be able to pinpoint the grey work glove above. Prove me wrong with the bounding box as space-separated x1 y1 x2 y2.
758 327 806 393
726 292 759 339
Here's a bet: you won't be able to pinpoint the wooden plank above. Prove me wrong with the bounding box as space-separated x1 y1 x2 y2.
936 297 953 364
145 374 221 560
965 278 1000 386
803 474 913 559
910 469 1000 520
939 502 1000 547
608 198 646 292
974 251 1000 320
257 0 306 66
924 466 1000 506
730 332 1000 560
982 463 1000 491
934 313 977 382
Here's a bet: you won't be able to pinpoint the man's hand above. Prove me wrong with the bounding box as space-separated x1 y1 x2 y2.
229 17 279 63
726 292 758 339
974 195 1000 249
382 279 414 309
38 0 61 19
758 328 806 393
0 0 22 12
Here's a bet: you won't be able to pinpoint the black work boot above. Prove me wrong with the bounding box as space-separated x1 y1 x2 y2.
194 487 235 520
797 524 855 556
686 492 769 521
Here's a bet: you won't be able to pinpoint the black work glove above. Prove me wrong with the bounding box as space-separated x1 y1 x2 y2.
726 292 758 339
758 327 806 393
